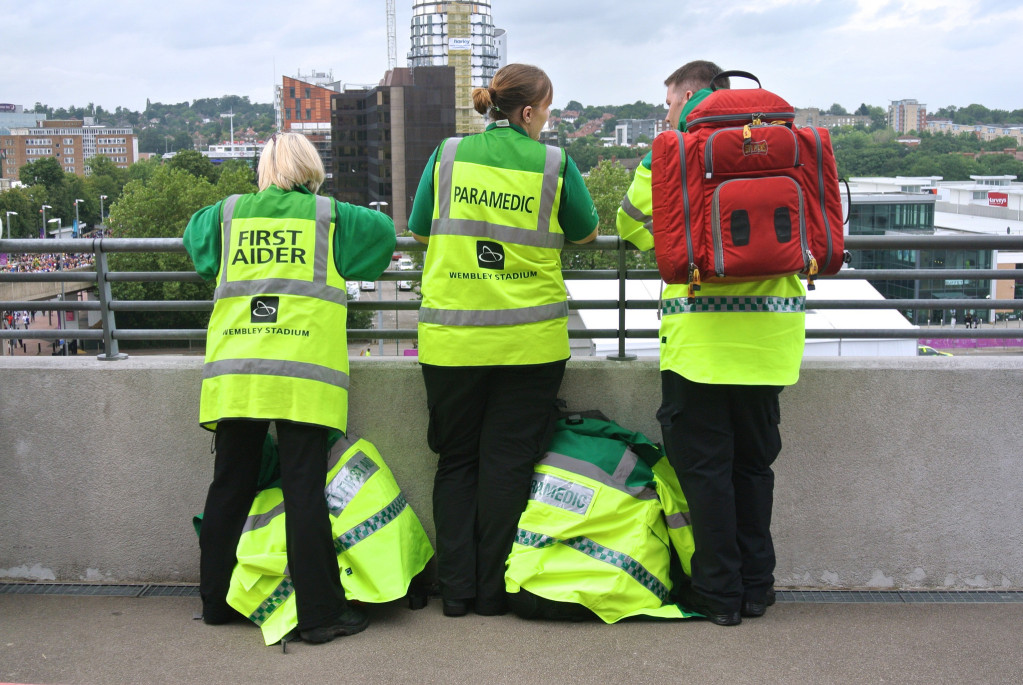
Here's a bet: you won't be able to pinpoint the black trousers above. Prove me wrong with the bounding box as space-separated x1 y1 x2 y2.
421 360 566 611
658 371 782 612
199 419 345 631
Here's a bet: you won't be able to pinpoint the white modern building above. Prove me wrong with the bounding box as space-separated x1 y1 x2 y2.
566 278 917 358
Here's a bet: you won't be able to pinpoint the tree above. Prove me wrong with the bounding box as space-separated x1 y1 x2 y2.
167 150 219 183
105 165 256 340
977 154 1023 177
19 157 64 189
0 186 48 238
828 103 849 116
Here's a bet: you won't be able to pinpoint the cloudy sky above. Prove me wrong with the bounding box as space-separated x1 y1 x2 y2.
3 0 1021 115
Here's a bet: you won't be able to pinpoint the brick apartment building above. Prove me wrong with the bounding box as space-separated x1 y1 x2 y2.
1 119 137 179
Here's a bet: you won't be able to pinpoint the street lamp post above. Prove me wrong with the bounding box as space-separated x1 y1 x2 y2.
4 210 16 239
48 218 68 356
99 195 108 231
368 201 389 356
40 204 52 239
73 198 84 238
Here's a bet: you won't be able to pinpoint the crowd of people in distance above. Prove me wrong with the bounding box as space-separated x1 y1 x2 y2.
0 252 95 273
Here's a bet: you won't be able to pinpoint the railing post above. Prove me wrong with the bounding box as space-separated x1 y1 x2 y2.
93 239 127 361
606 237 636 362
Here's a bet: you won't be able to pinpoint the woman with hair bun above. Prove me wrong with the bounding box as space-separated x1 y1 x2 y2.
409 63 598 617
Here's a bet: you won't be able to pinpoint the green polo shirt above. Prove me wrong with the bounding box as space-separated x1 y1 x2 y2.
408 122 597 240
183 184 396 282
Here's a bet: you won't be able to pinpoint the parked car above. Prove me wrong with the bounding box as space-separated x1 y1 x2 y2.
918 345 952 356
398 258 414 271
398 279 413 291
360 281 377 291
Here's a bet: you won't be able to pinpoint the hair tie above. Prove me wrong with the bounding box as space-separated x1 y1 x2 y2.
492 105 501 112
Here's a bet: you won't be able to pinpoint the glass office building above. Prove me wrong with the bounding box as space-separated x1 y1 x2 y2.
849 194 991 324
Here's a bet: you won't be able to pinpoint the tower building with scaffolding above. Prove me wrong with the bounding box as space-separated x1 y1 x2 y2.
407 1 501 134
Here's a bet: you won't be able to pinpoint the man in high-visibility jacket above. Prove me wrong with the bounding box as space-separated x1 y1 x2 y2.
505 415 700 623
616 60 804 626
228 433 434 646
184 132 395 643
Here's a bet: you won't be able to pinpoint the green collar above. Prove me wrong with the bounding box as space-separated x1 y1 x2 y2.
678 87 714 131
267 183 313 195
487 120 530 137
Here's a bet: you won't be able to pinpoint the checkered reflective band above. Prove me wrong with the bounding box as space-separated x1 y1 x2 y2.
248 577 295 626
333 494 407 553
515 529 669 601
661 296 806 315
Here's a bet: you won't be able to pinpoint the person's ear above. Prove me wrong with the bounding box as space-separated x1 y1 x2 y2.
521 105 533 123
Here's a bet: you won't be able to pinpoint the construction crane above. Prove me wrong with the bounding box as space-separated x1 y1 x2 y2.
386 0 397 71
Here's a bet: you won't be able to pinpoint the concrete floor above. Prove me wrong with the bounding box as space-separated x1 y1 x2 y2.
3 594 1023 685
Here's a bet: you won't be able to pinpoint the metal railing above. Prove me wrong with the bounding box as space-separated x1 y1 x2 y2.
3 234 1023 360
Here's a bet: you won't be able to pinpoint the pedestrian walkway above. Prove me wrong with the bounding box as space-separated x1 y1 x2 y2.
2 589 1022 684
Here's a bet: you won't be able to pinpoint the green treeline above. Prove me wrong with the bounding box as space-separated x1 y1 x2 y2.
28 96 275 154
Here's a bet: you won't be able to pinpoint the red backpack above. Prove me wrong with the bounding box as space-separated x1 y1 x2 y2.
651 71 846 295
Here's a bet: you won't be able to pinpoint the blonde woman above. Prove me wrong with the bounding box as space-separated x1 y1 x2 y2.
184 132 395 643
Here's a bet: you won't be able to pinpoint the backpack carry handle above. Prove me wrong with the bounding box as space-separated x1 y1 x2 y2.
710 71 761 91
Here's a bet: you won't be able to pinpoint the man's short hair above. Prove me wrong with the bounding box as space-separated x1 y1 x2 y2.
664 60 729 92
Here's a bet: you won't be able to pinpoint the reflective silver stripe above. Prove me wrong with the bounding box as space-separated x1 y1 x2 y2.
243 501 286 534
535 145 562 232
437 137 460 219
202 358 350 390
324 453 379 516
661 296 806 315
334 494 408 553
326 434 359 471
537 452 658 500
313 195 331 284
248 577 294 626
418 300 569 327
620 194 653 233
515 529 669 602
430 218 565 249
665 511 692 529
218 194 242 289
215 277 348 305
611 447 639 484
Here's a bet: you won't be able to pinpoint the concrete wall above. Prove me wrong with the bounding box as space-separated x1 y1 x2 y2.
2 356 1022 590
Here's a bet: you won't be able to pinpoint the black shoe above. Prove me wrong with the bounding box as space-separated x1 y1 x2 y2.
474 596 508 616
679 587 741 627
741 588 777 618
299 605 369 643
201 602 244 625
442 599 471 617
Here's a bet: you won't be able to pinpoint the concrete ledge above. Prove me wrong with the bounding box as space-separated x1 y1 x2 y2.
2 355 1022 589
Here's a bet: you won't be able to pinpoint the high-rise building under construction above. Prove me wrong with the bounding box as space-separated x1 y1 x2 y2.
408 1 502 133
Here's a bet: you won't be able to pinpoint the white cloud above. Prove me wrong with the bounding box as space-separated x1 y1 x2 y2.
2 0 1020 114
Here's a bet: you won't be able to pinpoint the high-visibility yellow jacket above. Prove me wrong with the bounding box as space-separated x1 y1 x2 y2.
505 417 699 622
417 122 573 366
198 190 351 432
616 90 805 386
226 433 434 645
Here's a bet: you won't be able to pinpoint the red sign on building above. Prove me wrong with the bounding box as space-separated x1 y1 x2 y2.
989 192 1008 207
